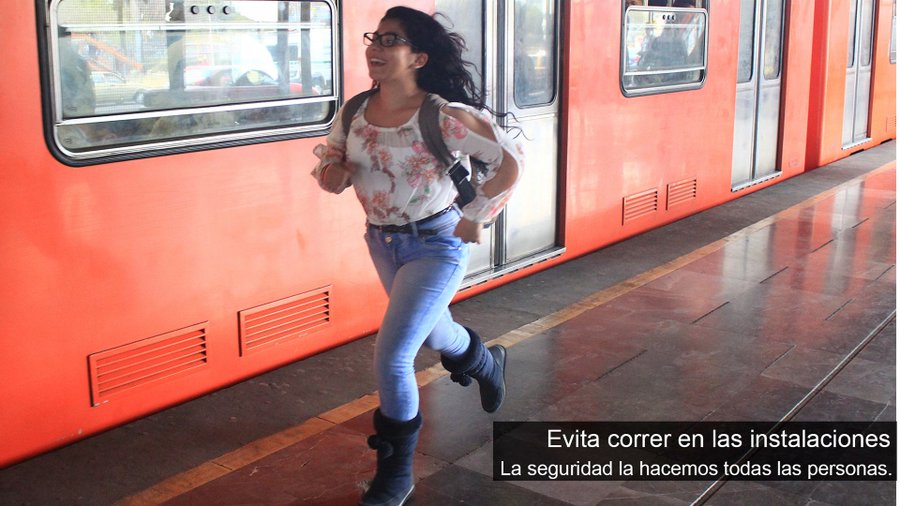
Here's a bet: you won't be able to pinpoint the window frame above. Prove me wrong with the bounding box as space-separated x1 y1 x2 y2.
620 2 710 98
512 0 560 109
39 0 342 167
735 0 757 84
848 0 858 68
890 0 897 64
761 0 786 80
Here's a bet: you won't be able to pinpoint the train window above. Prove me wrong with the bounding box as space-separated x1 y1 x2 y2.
513 0 557 107
892 0 897 64
859 0 875 66
848 0 858 67
47 0 338 163
621 1 708 96
763 0 784 80
436 0 486 92
736 0 756 83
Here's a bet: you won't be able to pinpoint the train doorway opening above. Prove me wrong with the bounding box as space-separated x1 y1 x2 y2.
731 0 786 190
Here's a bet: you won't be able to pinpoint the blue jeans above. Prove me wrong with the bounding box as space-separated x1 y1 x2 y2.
364 208 472 422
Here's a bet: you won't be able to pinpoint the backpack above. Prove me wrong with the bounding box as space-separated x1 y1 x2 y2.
340 89 478 206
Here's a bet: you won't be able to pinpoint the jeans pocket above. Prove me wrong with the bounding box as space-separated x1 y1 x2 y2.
420 230 464 251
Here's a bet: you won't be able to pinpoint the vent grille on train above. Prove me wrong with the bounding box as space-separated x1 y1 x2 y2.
88 323 208 407
667 178 698 209
239 287 332 355
887 116 897 132
623 188 659 224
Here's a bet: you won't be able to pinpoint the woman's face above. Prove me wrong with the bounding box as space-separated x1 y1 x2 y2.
365 18 425 84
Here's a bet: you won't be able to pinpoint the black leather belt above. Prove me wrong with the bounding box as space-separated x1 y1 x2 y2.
368 205 454 234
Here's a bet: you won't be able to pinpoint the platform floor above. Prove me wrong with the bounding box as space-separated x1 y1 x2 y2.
1 142 895 506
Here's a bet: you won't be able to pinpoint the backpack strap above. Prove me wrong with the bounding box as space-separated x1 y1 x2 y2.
419 94 489 175
420 93 483 207
341 88 378 137
418 93 455 167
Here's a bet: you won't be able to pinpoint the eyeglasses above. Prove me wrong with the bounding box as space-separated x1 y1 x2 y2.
363 32 416 49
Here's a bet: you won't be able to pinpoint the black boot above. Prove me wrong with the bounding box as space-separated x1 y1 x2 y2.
359 409 422 506
440 327 507 413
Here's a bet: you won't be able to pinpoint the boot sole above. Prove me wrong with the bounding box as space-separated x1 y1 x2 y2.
398 484 413 506
359 484 413 506
485 345 507 413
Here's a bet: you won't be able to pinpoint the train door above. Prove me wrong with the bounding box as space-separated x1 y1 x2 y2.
437 0 562 282
842 0 876 148
731 0 786 189
435 0 494 276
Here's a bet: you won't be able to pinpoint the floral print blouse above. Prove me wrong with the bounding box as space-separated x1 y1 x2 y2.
312 97 524 225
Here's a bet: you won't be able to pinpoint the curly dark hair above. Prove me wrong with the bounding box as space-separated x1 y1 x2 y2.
381 6 484 109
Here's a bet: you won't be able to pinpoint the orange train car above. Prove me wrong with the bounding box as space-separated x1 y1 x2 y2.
807 0 897 166
1 0 894 467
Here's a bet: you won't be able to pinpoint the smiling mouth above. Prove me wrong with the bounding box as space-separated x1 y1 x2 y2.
368 58 386 66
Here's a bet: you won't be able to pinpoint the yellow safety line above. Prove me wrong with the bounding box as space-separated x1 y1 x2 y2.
115 161 895 505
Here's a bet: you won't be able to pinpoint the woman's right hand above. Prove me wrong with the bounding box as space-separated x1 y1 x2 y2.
321 162 353 194
453 217 483 244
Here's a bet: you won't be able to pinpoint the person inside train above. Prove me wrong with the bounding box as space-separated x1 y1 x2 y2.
58 31 95 119
635 0 702 85
672 0 703 78
311 6 523 506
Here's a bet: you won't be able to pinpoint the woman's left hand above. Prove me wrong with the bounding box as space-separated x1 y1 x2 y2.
454 218 483 243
